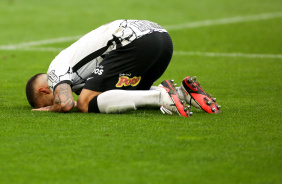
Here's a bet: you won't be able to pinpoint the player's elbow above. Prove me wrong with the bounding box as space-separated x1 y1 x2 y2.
53 100 74 113
58 102 74 113
61 105 73 112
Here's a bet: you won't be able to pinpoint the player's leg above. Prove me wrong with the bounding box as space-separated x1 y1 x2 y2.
78 81 191 116
78 82 190 116
88 89 159 113
134 32 192 116
79 32 190 116
135 32 173 90
86 87 190 116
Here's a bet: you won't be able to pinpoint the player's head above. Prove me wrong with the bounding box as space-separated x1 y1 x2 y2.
26 73 54 108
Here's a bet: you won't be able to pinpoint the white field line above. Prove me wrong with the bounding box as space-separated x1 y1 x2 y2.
174 51 282 59
7 47 65 52
0 36 81 51
164 12 282 30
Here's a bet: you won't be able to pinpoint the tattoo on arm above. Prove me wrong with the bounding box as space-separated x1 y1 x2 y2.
52 83 74 112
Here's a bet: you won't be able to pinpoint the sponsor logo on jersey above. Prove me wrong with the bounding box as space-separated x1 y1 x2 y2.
119 73 131 77
48 70 59 83
93 65 104 75
93 68 103 75
116 76 141 87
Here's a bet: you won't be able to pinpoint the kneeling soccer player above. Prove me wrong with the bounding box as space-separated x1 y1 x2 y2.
26 20 220 117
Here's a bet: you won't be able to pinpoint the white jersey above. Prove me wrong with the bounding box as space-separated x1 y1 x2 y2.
47 20 167 94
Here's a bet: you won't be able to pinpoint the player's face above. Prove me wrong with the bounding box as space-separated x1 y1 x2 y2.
36 93 54 108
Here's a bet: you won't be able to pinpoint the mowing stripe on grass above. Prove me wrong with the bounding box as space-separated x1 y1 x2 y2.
0 12 281 52
3 46 281 59
174 51 282 59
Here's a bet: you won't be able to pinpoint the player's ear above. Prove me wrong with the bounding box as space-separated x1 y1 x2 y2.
38 87 51 94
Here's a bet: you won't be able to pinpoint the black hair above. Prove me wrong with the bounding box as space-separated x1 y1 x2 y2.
25 73 45 107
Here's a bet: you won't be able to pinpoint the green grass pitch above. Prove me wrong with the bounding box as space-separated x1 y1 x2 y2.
0 0 281 183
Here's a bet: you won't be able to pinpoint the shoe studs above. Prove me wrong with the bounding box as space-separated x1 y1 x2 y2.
187 77 193 83
212 98 216 102
183 104 192 116
169 79 177 87
204 97 212 105
211 107 215 112
206 101 212 105
183 104 192 113
192 76 197 81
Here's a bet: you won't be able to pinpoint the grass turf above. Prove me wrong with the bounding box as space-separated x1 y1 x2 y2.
0 0 281 183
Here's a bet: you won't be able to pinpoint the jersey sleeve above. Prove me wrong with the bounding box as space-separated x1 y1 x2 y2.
47 57 73 92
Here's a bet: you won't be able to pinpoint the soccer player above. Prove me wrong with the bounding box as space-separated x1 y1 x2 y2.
26 20 220 117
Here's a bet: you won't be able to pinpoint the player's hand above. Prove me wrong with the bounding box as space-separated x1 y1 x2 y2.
32 106 52 111
31 102 76 112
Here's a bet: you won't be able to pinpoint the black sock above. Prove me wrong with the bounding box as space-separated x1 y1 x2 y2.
88 96 100 113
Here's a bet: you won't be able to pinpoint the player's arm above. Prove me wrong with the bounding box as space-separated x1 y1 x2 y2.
33 83 76 112
49 83 76 112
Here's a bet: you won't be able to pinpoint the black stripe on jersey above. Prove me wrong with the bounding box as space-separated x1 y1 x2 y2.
72 36 122 72
72 45 107 72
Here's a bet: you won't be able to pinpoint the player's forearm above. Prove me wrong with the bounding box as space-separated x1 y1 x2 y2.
51 83 75 112
50 94 75 112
